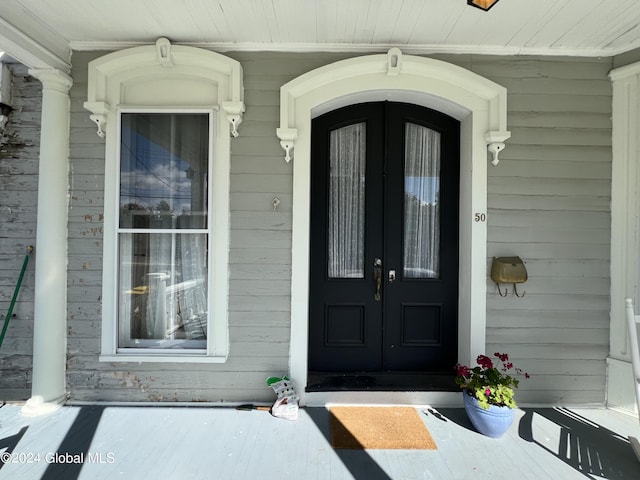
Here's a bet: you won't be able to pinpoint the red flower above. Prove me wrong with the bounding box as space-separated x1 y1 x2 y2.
456 364 470 377
477 355 493 369
494 352 509 362
485 388 491 397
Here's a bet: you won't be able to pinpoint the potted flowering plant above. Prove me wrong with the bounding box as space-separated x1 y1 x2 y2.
455 352 530 409
454 352 530 437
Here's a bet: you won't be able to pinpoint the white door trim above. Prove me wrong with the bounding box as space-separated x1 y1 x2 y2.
277 49 510 406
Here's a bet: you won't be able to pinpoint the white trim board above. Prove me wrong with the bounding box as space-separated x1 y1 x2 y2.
69 41 640 59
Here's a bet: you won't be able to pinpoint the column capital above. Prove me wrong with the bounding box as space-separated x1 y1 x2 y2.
28 68 72 93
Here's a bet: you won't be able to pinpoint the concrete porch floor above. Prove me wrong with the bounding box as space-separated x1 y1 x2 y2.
1 402 639 479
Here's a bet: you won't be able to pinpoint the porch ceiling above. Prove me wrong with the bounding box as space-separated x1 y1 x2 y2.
1 0 640 72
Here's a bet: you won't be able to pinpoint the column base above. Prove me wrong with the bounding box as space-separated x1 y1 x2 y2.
21 394 66 417
606 356 638 416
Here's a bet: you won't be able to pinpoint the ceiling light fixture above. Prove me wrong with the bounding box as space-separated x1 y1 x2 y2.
468 0 500 11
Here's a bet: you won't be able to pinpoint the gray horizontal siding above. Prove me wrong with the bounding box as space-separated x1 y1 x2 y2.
67 51 296 403
0 64 40 400
63 51 612 405
479 56 612 406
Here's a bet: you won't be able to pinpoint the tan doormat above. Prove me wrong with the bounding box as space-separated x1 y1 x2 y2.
329 406 437 450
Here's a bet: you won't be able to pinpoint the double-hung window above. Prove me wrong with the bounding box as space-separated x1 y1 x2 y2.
117 110 212 353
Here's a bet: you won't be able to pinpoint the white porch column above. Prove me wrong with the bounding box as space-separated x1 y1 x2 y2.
608 61 640 415
22 68 72 416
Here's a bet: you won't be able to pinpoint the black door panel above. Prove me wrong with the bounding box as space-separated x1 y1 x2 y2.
308 102 459 382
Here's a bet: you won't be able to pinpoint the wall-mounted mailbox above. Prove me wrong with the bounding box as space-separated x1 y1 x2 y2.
491 256 527 297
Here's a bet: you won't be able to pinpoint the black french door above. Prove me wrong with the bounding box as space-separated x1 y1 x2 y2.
308 102 459 389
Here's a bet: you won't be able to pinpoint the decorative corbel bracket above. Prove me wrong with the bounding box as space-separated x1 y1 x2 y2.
83 101 110 138
387 48 403 76
222 101 245 137
276 128 298 162
155 37 174 67
485 130 511 166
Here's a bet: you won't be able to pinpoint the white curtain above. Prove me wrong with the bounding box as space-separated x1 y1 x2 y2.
145 233 173 340
118 232 208 347
118 234 133 345
404 123 441 279
175 233 208 340
328 123 366 278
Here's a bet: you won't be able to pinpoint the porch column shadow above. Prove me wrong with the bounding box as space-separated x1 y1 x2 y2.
41 405 105 480
306 407 392 480
0 426 28 471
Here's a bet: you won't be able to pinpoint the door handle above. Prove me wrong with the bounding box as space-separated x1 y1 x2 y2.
374 258 382 301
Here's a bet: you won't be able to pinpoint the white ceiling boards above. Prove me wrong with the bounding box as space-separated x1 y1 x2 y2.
1 0 640 68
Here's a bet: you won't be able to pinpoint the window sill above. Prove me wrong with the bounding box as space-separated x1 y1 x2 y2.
99 354 228 364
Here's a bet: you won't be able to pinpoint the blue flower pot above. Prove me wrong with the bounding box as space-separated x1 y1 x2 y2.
462 390 515 438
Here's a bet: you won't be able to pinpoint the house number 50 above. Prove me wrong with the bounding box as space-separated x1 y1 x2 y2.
474 213 486 222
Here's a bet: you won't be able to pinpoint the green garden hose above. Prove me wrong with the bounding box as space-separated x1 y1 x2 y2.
0 246 33 350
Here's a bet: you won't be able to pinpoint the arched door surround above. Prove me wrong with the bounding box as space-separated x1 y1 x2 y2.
277 48 510 405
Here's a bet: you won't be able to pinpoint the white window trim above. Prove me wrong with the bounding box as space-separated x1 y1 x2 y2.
84 38 244 363
277 48 510 405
